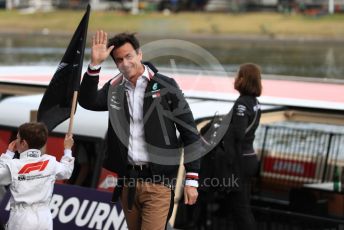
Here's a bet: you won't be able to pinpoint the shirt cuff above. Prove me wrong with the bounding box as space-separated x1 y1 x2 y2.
185 172 199 180
87 64 101 76
64 149 72 158
185 179 199 188
89 63 101 70
185 172 199 187
4 150 15 158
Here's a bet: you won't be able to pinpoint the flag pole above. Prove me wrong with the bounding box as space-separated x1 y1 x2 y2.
67 91 78 135
67 4 90 135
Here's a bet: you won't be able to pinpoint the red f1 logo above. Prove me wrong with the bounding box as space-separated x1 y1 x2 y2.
18 160 49 174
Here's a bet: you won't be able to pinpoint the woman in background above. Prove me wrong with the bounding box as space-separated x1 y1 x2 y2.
223 63 262 230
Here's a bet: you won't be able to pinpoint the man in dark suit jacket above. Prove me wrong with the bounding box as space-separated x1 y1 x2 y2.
79 31 201 230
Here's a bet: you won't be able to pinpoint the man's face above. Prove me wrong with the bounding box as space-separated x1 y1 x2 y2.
112 42 143 82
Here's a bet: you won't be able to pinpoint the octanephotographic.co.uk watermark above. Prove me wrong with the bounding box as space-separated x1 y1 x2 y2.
98 173 240 190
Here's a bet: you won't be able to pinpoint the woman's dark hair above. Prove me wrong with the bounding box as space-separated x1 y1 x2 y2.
234 63 262 97
18 122 48 149
108 33 140 60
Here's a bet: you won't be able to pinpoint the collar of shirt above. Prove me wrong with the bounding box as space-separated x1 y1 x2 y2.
122 65 150 89
20 149 41 159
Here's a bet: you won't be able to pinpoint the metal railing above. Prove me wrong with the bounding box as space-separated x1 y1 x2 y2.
257 124 344 187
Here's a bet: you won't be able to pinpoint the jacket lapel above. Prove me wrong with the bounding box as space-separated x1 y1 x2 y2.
108 80 130 147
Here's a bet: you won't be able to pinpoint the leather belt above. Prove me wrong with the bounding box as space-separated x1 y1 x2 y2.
126 164 150 211
127 164 149 171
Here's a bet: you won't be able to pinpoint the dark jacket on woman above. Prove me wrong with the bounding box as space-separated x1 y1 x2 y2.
224 95 261 166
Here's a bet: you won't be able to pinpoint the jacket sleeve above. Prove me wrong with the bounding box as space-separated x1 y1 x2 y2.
55 149 75 180
168 78 201 185
0 163 11 185
0 150 14 185
78 71 109 111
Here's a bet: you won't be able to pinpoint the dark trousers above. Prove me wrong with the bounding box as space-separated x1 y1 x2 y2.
228 181 256 230
228 154 259 230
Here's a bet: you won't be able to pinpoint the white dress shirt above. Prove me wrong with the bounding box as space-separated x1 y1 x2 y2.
124 65 150 165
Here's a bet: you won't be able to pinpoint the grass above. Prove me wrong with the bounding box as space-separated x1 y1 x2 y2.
1 10 344 39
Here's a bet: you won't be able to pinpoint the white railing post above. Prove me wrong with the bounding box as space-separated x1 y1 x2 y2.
329 0 335 14
131 0 139 15
6 0 13 9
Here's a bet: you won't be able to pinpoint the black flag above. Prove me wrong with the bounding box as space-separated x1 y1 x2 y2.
38 5 90 132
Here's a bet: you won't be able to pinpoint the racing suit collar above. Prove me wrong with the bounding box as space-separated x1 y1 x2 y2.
20 149 41 159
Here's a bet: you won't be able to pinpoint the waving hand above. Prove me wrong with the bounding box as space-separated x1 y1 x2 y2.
91 30 114 66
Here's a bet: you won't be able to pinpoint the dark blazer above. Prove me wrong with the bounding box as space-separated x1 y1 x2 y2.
79 62 201 201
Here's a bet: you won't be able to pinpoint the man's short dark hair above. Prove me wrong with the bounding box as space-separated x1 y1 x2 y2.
108 33 140 60
18 122 48 149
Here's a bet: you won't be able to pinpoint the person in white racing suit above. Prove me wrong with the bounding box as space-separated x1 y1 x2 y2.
0 122 74 230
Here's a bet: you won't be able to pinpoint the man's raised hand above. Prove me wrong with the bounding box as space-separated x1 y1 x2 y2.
91 30 115 66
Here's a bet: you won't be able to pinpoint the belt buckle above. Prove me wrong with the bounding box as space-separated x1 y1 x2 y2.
131 164 143 170
129 164 146 171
